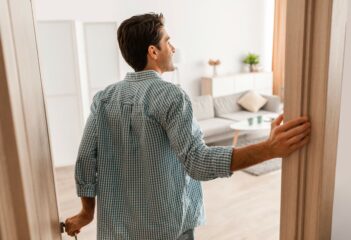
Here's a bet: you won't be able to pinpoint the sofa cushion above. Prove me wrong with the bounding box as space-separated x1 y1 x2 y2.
218 110 275 122
213 93 243 116
237 91 267 112
197 118 234 138
261 94 281 113
191 95 215 121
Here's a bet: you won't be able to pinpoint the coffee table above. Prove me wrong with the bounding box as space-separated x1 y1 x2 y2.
230 114 278 146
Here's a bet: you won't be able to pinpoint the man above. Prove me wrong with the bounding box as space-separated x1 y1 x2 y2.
65 13 311 239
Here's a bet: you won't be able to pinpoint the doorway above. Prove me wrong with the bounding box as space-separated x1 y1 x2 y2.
34 1 281 239
0 0 347 239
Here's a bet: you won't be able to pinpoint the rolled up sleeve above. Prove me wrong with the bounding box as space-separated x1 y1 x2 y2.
75 100 99 197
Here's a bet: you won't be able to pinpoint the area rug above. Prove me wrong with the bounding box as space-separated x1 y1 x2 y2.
242 158 282 176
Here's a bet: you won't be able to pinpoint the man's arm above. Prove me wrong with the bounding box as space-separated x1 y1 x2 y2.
157 87 233 181
230 114 311 171
65 93 101 237
65 111 97 237
80 197 95 218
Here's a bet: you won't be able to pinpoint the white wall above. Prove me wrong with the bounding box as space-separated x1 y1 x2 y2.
33 0 275 97
331 2 351 239
33 0 275 166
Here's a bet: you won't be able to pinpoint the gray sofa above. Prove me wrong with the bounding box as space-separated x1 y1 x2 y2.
191 91 281 144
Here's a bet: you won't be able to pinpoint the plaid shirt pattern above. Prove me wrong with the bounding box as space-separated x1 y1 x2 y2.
75 70 233 239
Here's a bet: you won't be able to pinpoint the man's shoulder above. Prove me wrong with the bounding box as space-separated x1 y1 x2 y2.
90 82 120 112
148 80 187 100
92 83 117 102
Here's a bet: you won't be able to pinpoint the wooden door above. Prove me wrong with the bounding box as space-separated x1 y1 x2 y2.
280 0 348 239
0 0 60 239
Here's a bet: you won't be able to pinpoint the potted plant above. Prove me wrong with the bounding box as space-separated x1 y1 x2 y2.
243 53 260 72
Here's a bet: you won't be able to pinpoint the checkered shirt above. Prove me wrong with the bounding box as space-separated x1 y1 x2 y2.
75 70 233 239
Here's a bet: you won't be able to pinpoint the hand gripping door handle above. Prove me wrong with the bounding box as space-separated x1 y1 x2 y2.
60 222 78 239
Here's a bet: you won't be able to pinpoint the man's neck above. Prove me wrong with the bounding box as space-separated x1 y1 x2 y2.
143 66 162 74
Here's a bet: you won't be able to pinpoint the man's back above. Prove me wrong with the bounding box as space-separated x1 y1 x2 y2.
75 70 233 239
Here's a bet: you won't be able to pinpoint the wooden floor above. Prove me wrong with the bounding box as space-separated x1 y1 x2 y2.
55 166 281 240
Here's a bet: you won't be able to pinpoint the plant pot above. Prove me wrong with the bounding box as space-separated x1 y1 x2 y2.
249 64 258 72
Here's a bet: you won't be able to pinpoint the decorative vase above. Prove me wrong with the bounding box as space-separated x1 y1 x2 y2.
249 64 257 72
208 59 221 76
249 64 259 72
212 65 218 76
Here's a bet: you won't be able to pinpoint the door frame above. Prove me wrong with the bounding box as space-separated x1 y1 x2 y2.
0 0 60 239
0 0 348 239
280 0 348 239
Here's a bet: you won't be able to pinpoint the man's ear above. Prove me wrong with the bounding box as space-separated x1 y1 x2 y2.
147 45 158 60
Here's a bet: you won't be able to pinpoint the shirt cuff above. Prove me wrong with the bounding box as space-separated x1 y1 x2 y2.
212 146 234 178
76 183 97 197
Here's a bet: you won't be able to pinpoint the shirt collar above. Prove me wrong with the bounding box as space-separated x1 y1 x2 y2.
125 70 161 82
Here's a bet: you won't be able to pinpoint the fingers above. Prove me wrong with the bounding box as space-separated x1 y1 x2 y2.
69 229 80 236
289 136 310 152
67 229 79 237
65 218 80 236
284 122 311 140
286 127 311 145
277 116 309 133
272 114 284 128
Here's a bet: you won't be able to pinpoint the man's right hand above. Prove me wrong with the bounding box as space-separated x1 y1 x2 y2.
265 114 311 158
65 197 95 237
65 210 94 237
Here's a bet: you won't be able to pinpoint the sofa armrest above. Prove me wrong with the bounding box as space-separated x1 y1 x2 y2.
262 94 281 113
191 95 215 120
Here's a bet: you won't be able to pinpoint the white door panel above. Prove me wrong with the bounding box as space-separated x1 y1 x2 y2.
45 96 83 166
37 22 80 96
84 22 120 91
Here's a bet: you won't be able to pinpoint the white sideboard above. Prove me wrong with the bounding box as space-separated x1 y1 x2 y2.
201 72 273 97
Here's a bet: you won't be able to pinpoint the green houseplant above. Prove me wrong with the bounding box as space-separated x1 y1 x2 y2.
243 53 260 72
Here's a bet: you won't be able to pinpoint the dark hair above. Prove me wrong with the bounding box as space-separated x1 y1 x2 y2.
117 13 164 71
